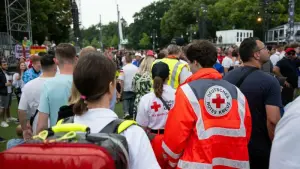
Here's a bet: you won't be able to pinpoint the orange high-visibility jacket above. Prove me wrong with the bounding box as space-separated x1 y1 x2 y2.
162 68 252 169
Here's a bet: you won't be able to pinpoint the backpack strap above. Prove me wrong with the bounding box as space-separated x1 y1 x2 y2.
235 67 258 87
30 109 39 126
57 116 74 125
100 119 137 134
57 117 136 134
158 97 171 111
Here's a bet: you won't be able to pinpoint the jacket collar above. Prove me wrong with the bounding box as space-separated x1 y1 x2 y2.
183 68 222 85
31 67 40 74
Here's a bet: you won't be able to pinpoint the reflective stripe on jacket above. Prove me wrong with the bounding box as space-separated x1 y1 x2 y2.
152 58 188 89
162 68 252 169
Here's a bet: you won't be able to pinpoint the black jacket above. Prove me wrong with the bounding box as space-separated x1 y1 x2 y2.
0 69 8 96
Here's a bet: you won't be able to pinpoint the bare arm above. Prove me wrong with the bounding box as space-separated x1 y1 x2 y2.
120 80 124 94
18 110 29 130
18 109 32 140
265 105 281 140
36 112 49 134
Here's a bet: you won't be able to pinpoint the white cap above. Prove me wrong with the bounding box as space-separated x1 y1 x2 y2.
135 52 142 57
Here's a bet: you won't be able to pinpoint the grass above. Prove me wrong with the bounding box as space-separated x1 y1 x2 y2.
0 99 124 152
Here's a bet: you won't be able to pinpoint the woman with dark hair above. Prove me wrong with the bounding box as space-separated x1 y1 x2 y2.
136 62 176 167
72 52 160 169
13 61 27 103
136 61 175 131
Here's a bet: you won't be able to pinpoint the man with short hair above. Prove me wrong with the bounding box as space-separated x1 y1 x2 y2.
0 60 14 127
162 40 251 168
18 54 57 139
22 54 42 84
270 45 282 66
273 48 300 106
132 52 142 67
36 43 77 133
79 46 96 58
222 47 234 73
152 44 191 89
118 54 138 119
224 37 281 169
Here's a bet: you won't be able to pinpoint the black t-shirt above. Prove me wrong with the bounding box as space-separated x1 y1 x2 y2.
224 66 282 158
276 57 300 88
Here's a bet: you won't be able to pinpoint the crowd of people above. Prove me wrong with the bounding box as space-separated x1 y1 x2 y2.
0 38 300 169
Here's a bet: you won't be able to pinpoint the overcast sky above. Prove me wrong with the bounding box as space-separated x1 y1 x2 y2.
81 0 156 28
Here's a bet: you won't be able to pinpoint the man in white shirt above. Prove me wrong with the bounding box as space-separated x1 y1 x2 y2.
222 47 234 73
118 55 138 119
269 96 300 169
270 45 282 66
18 54 56 139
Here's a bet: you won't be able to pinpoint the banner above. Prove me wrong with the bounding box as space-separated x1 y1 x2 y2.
30 46 47 54
14 45 34 59
14 45 23 59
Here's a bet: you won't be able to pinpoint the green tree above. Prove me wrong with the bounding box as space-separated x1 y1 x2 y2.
127 0 173 49
81 25 99 43
82 39 90 47
110 35 119 48
91 37 101 48
139 33 151 49
81 21 120 49
160 0 300 41
0 0 72 43
30 0 72 44
102 22 119 48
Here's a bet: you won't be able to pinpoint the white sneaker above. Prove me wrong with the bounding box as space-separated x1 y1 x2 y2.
7 117 18 122
0 121 9 127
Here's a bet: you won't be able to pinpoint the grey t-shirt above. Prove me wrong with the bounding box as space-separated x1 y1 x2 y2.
261 60 273 73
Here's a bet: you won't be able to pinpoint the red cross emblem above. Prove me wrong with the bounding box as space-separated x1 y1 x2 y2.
212 94 225 108
151 101 161 112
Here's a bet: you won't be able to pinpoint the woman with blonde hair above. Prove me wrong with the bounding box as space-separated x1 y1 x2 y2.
132 50 156 118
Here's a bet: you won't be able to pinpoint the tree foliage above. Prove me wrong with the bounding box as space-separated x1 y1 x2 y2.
91 37 101 48
0 0 72 44
81 21 120 49
127 0 173 49
81 0 300 49
31 0 72 44
139 33 151 49
160 0 300 41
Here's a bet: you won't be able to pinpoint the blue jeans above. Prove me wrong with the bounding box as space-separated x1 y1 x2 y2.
122 92 135 116
6 139 24 149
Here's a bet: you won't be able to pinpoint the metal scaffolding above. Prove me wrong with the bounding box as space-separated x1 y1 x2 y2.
4 0 32 48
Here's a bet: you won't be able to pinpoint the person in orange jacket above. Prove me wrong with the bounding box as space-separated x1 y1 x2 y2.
162 40 252 169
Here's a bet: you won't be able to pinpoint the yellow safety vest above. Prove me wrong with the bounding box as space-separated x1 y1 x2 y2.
152 58 188 89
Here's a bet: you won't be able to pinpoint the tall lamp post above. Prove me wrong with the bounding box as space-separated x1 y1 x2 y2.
99 15 103 50
76 37 79 46
287 0 295 43
199 4 208 39
150 29 158 51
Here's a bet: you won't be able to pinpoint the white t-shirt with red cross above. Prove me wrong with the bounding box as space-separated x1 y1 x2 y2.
136 85 175 130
